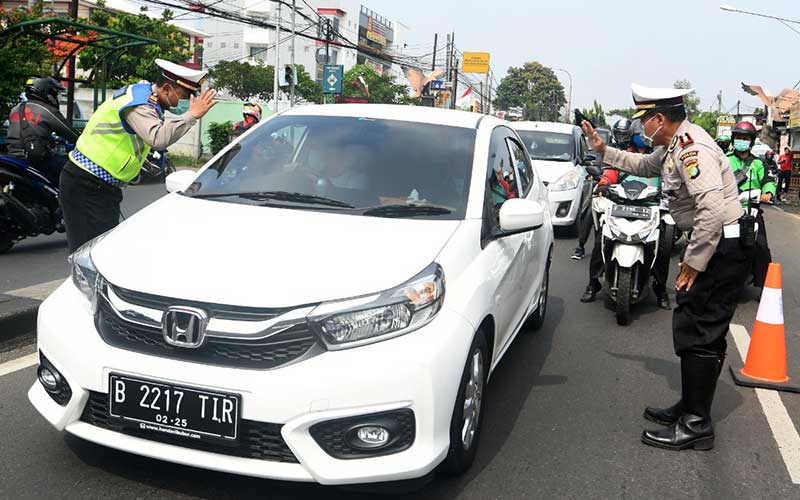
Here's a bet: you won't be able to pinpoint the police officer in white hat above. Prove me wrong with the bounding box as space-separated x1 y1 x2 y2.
582 84 752 451
60 59 217 252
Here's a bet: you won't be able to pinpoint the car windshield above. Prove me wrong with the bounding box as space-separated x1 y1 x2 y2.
516 131 574 162
185 115 476 219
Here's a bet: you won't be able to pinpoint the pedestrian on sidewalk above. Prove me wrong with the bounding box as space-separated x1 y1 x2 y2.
582 83 753 452
59 60 217 253
777 147 793 202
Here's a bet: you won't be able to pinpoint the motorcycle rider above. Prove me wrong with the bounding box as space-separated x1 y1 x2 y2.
572 118 635 260
726 121 776 288
715 134 731 154
580 120 671 309
6 77 80 179
231 102 262 141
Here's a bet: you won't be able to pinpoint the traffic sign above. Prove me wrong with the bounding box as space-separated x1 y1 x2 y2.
430 80 444 90
462 52 491 74
323 64 344 95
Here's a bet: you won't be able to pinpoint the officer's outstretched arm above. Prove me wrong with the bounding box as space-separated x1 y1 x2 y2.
123 105 197 151
602 146 665 177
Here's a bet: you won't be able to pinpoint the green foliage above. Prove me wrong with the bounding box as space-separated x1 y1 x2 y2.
674 79 700 118
691 111 719 137
207 121 232 155
78 1 192 88
342 65 409 104
494 62 566 122
580 100 608 127
0 3 54 118
208 61 321 103
608 108 637 119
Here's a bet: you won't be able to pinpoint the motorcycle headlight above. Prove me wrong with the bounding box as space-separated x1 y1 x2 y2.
550 170 580 192
68 235 106 313
309 263 445 349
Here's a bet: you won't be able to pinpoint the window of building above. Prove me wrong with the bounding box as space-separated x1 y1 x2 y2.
234 43 240 49
206 41 213 48
249 45 267 62
220 42 227 48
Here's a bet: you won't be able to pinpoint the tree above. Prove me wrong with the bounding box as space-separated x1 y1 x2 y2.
342 65 409 104
579 100 608 127
78 2 192 88
691 111 719 137
494 62 566 122
0 3 54 118
674 79 700 118
608 108 637 119
209 61 275 101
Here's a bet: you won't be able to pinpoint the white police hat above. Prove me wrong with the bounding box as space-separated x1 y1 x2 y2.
155 59 208 95
631 83 693 119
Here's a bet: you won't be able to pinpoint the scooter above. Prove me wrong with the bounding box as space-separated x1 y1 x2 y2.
658 196 681 256
598 179 662 325
0 141 70 253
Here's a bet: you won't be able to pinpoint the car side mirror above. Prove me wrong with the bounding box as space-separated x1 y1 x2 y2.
165 170 196 193
496 198 545 237
581 152 599 166
585 165 603 178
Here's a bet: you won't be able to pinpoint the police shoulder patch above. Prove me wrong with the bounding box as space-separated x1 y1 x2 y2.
678 133 694 148
679 150 698 162
685 158 700 179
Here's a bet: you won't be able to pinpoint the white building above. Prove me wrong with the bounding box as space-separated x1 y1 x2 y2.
202 1 412 93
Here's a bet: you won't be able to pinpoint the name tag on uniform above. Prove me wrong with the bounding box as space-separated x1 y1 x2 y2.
723 224 740 239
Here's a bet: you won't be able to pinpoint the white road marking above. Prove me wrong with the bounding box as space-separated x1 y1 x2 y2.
730 323 800 484
5 278 65 301
0 353 38 378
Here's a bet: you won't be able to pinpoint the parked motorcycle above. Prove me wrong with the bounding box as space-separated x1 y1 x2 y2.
0 143 69 254
597 179 662 325
130 150 175 185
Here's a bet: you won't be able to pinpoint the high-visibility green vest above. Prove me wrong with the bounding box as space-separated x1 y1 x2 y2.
70 83 161 183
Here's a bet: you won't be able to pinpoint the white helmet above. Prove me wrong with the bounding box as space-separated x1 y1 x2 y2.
243 102 262 122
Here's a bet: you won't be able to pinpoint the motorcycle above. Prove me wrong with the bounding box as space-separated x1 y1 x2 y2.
658 196 681 256
130 150 175 185
597 179 662 325
0 140 70 254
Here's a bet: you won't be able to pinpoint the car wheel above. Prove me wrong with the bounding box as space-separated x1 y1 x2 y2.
527 251 551 331
439 332 488 476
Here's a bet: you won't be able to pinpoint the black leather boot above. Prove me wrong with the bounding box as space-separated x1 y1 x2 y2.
643 351 725 426
641 353 719 450
580 280 601 303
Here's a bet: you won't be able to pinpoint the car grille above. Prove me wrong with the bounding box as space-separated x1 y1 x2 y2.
80 391 299 463
96 295 320 370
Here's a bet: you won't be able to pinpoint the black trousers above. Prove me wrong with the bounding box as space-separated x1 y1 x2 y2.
752 210 771 288
577 202 594 248
672 235 753 356
778 171 792 195
59 162 123 253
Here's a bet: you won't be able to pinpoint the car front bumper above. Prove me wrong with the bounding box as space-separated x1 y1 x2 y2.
29 281 474 485
547 187 582 226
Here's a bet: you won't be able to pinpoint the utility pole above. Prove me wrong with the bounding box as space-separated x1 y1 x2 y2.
290 0 296 107
431 33 438 72
273 1 281 113
450 33 457 110
736 100 741 121
485 71 490 114
717 90 723 114
445 34 451 82
65 0 78 125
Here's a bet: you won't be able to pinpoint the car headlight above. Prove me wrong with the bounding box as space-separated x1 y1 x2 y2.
550 170 580 192
309 263 445 349
68 235 106 313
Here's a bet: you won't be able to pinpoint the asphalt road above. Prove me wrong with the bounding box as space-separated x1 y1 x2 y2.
0 183 167 293
1 207 799 499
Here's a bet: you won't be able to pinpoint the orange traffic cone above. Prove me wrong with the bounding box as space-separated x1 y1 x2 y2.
731 263 800 392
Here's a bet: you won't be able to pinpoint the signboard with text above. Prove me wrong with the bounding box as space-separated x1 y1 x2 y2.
790 104 800 129
462 52 491 74
323 64 344 94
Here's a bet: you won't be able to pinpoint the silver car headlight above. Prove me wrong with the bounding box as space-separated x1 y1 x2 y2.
68 235 106 313
309 263 445 349
550 170 580 192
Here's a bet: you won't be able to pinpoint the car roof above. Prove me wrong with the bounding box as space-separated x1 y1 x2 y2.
508 121 578 134
281 104 487 129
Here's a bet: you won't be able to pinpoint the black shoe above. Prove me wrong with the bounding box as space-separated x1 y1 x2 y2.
641 353 720 451
571 246 585 260
653 288 671 310
644 400 682 426
580 282 601 303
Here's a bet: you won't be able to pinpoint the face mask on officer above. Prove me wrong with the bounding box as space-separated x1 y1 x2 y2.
733 139 751 152
163 84 189 114
642 114 663 147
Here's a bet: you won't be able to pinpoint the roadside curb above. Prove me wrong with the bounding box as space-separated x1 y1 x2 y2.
0 295 41 344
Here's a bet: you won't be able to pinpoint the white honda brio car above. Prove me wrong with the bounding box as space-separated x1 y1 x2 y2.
510 121 593 234
29 104 554 485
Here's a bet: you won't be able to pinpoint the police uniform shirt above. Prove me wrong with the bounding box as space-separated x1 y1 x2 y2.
602 120 743 272
122 85 198 151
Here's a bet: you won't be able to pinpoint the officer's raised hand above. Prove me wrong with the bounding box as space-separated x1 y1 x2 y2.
581 120 606 155
189 88 218 119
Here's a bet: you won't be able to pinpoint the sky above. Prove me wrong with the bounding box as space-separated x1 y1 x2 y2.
375 0 800 116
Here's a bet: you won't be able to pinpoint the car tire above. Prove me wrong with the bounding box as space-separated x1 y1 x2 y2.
527 251 551 331
0 233 13 254
439 331 488 477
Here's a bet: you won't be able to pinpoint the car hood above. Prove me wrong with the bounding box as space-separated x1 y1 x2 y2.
92 194 461 308
532 159 577 185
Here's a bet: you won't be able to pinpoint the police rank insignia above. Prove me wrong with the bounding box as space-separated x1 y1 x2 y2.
685 158 700 179
678 133 694 148
667 157 674 173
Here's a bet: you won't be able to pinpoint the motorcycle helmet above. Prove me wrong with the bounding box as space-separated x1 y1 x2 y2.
715 133 731 152
731 121 757 145
242 102 262 122
612 118 632 147
24 76 66 108
765 150 775 160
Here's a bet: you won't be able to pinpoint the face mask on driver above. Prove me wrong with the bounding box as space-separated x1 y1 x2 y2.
733 139 751 152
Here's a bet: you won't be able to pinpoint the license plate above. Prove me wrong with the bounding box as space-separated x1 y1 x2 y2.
108 374 240 442
610 205 650 220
